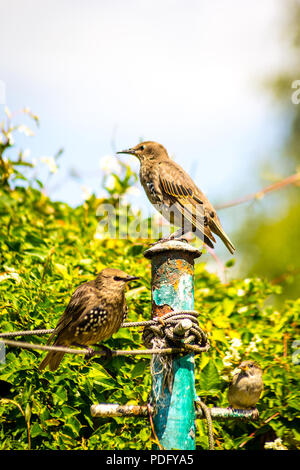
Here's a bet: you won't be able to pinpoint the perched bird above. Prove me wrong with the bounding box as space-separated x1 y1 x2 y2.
39 268 139 371
117 141 235 254
227 360 263 417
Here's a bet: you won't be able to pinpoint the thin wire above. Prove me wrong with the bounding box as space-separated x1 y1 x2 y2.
0 322 153 338
0 311 200 338
0 338 209 357
0 329 54 338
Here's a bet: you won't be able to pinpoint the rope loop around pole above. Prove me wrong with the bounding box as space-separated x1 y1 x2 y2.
142 310 210 354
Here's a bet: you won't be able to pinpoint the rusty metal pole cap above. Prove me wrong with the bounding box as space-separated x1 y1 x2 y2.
144 240 202 260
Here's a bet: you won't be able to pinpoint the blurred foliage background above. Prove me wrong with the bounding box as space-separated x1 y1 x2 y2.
228 1 300 302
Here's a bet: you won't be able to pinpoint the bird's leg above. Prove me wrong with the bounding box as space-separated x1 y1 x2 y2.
97 344 113 360
150 228 188 246
169 228 189 242
72 343 96 359
149 233 173 246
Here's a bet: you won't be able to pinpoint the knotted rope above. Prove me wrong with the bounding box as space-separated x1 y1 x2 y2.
142 310 210 394
142 310 209 353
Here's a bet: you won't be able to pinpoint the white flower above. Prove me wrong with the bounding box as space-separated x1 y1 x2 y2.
246 333 262 353
17 124 35 137
94 230 102 240
99 155 122 176
81 186 92 201
6 132 14 146
230 350 241 362
223 337 242 366
23 148 31 159
40 156 58 174
199 288 210 295
237 306 248 313
119 195 129 206
246 341 258 353
105 174 116 190
125 185 141 197
9 272 21 283
230 338 242 350
231 366 241 376
270 310 280 322
223 352 233 367
4 106 12 119
220 373 231 381
264 438 287 450
237 289 245 297
0 269 21 284
253 334 262 343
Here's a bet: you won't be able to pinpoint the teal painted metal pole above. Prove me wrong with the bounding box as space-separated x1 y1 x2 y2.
144 240 201 450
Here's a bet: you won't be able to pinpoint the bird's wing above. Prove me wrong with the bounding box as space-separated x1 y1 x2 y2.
159 161 235 254
158 162 216 248
47 283 98 344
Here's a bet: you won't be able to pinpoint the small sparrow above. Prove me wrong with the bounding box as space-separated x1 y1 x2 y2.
227 360 263 418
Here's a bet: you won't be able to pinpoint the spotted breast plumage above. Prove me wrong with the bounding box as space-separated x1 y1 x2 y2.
74 307 109 336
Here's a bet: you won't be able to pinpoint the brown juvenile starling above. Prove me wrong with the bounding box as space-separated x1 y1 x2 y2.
227 360 263 416
117 141 235 253
39 268 139 371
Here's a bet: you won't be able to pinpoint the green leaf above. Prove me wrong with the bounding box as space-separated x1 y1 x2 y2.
30 422 47 438
131 360 148 379
198 361 221 393
52 386 68 405
225 259 236 268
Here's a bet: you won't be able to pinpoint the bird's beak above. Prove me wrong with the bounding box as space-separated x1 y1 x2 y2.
116 148 137 156
126 276 140 282
240 365 248 372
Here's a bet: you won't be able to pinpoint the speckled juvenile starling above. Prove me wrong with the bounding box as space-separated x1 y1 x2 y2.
117 141 235 254
228 361 263 416
39 268 139 371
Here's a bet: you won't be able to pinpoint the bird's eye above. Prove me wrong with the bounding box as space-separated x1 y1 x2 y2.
140 145 145 151
114 276 124 281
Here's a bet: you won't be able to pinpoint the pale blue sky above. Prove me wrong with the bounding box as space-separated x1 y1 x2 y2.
0 0 291 262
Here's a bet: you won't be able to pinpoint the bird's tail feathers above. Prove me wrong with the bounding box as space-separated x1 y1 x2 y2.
39 351 65 371
210 218 235 254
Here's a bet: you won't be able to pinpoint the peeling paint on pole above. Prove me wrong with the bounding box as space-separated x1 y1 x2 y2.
144 240 201 450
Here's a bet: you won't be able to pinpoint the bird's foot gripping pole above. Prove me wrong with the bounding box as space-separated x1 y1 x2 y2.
149 228 188 246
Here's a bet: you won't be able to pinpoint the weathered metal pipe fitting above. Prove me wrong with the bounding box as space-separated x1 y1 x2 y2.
144 240 201 319
173 319 193 336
